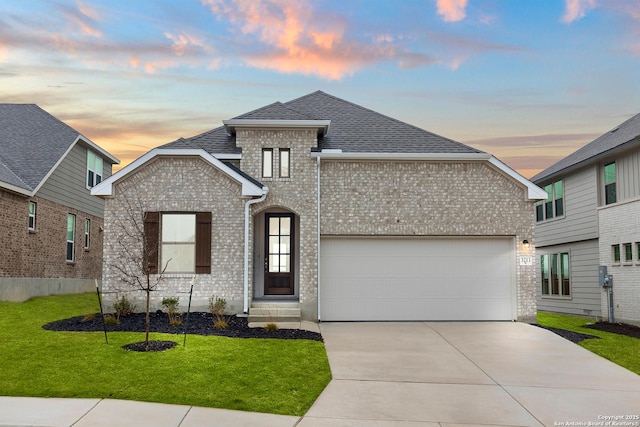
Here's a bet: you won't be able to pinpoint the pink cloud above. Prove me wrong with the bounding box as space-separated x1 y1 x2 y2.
562 0 597 23
201 0 438 79
436 0 468 22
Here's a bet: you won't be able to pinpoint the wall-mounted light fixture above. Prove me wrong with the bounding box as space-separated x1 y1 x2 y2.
522 239 530 249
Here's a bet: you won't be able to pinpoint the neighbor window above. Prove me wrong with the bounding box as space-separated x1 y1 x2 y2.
28 201 36 230
262 148 273 178
624 243 632 263
637 243 640 262
66 214 75 262
612 244 621 263
87 150 103 188
536 180 564 222
604 162 616 205
143 211 212 275
540 252 570 297
84 219 90 250
279 148 290 178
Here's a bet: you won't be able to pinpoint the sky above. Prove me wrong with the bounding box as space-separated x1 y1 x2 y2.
1 0 639 179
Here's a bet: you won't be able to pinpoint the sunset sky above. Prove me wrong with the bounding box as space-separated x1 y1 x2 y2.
2 0 639 178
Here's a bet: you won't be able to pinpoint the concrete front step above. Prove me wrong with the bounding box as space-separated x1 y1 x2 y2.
247 303 301 324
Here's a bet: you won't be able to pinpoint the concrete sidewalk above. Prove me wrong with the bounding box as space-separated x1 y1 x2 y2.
2 322 640 426
0 397 300 427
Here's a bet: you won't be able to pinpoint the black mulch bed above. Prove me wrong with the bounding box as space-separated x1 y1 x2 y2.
122 340 178 352
585 321 640 339
43 311 323 342
535 325 600 344
536 321 640 344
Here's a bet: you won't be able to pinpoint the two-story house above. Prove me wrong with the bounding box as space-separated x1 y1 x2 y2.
93 91 546 322
532 112 640 326
0 104 119 301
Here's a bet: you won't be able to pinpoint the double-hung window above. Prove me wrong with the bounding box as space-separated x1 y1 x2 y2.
143 211 212 274
28 201 36 231
87 150 103 188
536 180 563 222
66 214 76 262
624 243 633 263
161 214 196 273
84 219 91 250
604 162 616 205
541 252 570 297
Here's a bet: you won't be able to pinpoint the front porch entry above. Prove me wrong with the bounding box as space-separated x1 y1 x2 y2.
252 209 300 300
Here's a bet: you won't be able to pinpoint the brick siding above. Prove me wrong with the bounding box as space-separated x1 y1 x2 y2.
0 189 103 280
598 199 640 326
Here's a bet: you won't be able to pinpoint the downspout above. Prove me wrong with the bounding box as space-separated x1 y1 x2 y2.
317 155 321 321
244 189 268 313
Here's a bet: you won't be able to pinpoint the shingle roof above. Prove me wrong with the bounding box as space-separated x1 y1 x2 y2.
164 91 482 155
532 112 640 183
0 104 83 192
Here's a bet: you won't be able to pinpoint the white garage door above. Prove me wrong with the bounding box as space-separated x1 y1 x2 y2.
320 237 515 321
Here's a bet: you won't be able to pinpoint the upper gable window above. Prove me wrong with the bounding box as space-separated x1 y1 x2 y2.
604 162 616 205
536 180 563 222
262 148 273 178
87 150 103 188
279 149 290 178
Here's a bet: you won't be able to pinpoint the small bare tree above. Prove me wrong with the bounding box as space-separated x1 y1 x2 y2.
107 184 170 350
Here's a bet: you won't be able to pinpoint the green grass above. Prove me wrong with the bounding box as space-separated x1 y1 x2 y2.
0 293 332 416
537 311 640 375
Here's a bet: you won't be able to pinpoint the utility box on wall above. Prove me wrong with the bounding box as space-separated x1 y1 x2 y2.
598 265 613 287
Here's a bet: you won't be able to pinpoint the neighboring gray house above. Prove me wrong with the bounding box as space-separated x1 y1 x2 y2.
532 112 640 326
93 91 545 322
0 104 119 301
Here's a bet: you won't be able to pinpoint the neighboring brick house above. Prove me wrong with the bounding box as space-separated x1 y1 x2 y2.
533 112 640 326
93 91 545 322
0 104 119 301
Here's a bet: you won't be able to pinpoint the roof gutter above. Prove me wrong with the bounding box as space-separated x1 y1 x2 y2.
311 150 492 161
311 150 546 200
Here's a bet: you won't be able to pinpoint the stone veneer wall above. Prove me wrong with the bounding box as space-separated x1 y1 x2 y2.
101 156 247 312
598 199 640 326
235 128 319 320
319 160 537 322
0 189 103 301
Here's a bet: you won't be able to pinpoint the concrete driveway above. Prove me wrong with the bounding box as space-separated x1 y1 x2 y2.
302 322 640 427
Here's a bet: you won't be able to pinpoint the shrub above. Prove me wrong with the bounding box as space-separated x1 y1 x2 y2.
161 297 182 326
209 295 228 328
214 319 228 329
113 294 136 319
80 313 96 323
103 314 119 325
264 322 279 331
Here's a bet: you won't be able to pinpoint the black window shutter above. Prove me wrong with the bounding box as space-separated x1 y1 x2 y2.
143 211 159 274
195 212 212 274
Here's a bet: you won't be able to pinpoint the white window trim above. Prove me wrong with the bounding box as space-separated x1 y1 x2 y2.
86 150 103 189
28 201 36 231
67 214 76 263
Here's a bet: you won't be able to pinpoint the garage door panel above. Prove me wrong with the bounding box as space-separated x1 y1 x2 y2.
320 237 515 321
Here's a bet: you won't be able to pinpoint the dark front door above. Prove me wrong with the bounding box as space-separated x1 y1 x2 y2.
264 213 295 295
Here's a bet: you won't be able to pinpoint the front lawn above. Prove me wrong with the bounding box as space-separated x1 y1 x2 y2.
0 293 331 416
537 311 640 375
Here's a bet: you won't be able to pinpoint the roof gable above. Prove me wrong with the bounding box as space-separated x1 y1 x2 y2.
163 91 483 155
0 104 119 194
532 112 640 183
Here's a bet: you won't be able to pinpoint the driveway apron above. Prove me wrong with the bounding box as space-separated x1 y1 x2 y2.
302 322 640 427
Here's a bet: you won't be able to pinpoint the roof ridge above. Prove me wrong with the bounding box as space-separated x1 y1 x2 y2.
286 91 483 154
